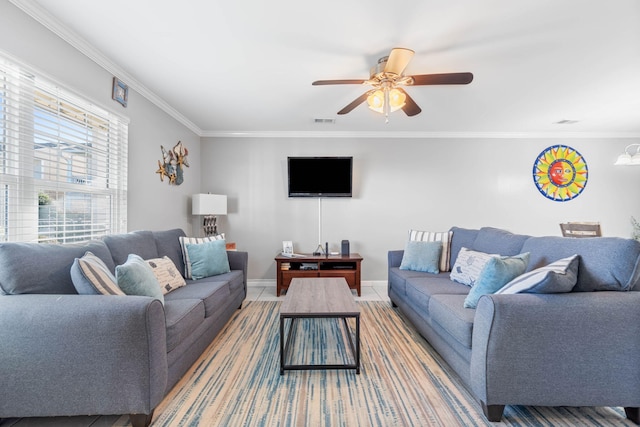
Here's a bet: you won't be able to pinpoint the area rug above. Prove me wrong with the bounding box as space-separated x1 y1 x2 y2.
116 301 632 426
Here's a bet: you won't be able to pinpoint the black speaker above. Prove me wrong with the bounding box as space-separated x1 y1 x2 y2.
341 240 350 256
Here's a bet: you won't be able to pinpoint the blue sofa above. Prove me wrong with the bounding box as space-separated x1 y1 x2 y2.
388 226 640 424
0 228 247 427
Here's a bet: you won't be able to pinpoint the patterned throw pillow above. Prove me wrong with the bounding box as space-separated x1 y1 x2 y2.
146 256 187 295
449 247 498 286
496 254 580 294
179 234 225 279
409 229 453 272
70 251 125 296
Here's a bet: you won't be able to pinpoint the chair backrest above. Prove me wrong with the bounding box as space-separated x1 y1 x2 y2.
560 222 602 238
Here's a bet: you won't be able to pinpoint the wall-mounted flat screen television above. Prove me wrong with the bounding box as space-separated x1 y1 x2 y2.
287 156 353 197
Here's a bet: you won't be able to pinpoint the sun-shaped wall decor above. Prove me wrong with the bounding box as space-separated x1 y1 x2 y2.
533 145 588 202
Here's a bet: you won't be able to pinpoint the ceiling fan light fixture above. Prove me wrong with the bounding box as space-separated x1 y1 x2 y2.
367 88 406 115
367 90 385 113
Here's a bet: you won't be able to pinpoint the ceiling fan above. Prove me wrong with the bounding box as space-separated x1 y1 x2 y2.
312 47 473 122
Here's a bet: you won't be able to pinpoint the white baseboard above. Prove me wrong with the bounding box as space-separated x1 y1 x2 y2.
247 279 387 288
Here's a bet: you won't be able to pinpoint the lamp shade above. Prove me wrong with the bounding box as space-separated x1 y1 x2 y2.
192 194 227 215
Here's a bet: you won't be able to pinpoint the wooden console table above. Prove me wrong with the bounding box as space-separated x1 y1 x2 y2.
274 253 363 296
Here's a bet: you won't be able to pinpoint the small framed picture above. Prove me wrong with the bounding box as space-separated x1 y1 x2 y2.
112 77 128 107
282 241 293 255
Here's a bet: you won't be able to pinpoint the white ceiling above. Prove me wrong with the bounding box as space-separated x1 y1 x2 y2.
14 0 640 137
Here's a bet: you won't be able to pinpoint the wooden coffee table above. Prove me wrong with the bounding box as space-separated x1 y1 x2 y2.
279 277 360 375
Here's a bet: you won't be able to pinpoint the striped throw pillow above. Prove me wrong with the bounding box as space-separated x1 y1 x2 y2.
496 254 579 294
179 234 225 279
409 229 453 272
71 251 125 295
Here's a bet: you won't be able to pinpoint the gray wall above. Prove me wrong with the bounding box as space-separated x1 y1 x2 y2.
4 2 639 283
202 137 640 282
0 2 201 234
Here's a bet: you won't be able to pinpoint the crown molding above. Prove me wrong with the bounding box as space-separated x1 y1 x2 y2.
200 130 640 139
9 0 203 136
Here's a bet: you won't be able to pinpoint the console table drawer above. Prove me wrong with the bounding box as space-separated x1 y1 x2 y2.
282 270 318 286
320 271 356 287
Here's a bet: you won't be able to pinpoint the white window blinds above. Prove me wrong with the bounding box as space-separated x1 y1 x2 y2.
0 53 128 243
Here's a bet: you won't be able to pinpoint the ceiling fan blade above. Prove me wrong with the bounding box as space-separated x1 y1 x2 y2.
397 88 422 117
384 48 415 75
409 72 474 85
312 79 366 85
337 92 369 115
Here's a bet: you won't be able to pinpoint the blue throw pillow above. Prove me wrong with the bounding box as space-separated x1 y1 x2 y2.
185 239 230 280
463 252 530 308
496 254 580 294
399 240 442 274
115 254 164 304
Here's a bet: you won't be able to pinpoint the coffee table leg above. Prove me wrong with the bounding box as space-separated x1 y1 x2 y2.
355 315 360 374
280 315 285 375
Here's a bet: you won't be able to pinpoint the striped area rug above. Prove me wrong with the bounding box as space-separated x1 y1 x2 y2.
118 301 632 426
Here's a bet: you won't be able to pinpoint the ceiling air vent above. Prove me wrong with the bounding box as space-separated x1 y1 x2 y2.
314 118 335 124
554 119 579 125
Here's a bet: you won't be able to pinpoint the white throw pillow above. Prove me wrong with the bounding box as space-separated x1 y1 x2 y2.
408 229 453 272
449 247 498 287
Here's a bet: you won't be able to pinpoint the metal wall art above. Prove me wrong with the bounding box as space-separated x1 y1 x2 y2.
533 144 588 201
156 141 189 185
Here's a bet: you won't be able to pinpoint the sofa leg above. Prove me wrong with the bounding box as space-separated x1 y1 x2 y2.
481 402 505 422
130 411 154 427
238 302 243 310
625 407 640 424
391 300 397 308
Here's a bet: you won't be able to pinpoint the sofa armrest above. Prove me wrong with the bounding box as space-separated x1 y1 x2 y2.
388 250 404 268
470 292 640 408
0 294 168 418
227 250 248 292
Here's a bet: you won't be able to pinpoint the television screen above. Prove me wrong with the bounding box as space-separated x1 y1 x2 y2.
287 157 353 197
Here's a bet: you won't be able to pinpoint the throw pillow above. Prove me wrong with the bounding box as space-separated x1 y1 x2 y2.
409 229 453 272
496 254 580 294
115 254 164 304
146 256 187 295
463 252 530 309
179 234 225 279
185 239 231 280
70 251 124 295
399 240 442 274
449 248 498 286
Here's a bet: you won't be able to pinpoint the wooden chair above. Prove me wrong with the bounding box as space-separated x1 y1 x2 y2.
560 222 602 238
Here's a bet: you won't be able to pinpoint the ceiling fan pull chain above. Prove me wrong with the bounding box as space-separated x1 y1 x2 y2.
384 88 390 123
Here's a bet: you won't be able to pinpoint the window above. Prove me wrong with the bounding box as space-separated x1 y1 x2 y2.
0 53 128 243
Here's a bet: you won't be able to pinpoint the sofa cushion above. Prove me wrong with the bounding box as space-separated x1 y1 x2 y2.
179 234 226 279
429 294 475 349
103 230 159 268
152 228 187 278
497 254 579 294
463 252 530 308
449 227 480 268
472 227 530 256
165 280 231 318
185 239 231 280
146 256 186 295
71 251 124 296
116 254 164 304
522 236 640 292
164 299 206 352
405 275 470 314
0 240 114 295
400 240 442 274
388 267 432 297
408 229 453 272
450 248 498 287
